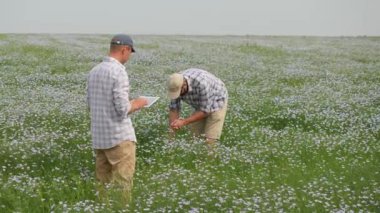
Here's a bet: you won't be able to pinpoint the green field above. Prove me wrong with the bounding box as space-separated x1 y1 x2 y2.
0 34 379 212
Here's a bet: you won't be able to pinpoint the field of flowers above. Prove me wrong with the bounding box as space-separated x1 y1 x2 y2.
0 34 379 212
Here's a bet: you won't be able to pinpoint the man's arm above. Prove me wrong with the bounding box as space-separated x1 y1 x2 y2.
113 71 147 116
113 71 131 117
170 111 208 130
169 99 181 131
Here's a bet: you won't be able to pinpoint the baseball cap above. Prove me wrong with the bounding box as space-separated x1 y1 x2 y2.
167 73 184 99
110 34 136 52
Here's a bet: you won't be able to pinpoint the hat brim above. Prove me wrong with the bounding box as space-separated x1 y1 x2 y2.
110 41 135 52
168 90 181 99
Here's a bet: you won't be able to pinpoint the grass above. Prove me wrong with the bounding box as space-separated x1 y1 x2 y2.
0 34 7 40
0 34 379 212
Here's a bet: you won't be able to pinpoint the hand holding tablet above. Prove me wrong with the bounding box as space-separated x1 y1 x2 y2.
140 96 160 108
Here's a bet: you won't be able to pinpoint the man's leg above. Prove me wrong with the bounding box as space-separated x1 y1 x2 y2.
95 150 113 182
105 141 136 204
95 149 112 202
204 101 228 148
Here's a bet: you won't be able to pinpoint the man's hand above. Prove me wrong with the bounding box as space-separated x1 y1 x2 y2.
129 97 148 114
170 118 187 130
134 97 149 108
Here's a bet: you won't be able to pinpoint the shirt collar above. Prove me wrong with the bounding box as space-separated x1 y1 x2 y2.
103 56 125 69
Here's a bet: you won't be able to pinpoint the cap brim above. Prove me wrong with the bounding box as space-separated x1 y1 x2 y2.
168 90 181 99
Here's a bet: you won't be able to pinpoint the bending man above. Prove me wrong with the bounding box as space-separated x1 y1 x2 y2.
167 68 228 146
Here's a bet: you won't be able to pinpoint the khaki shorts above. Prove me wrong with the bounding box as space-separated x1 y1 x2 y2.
95 141 136 187
190 100 228 140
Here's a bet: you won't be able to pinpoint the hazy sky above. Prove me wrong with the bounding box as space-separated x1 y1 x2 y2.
1 0 379 36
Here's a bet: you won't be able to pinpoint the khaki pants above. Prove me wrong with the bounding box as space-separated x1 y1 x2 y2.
190 101 228 140
95 141 136 203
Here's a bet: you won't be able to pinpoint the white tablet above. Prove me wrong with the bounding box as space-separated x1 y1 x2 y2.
140 96 160 107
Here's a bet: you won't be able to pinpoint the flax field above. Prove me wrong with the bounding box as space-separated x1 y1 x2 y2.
0 34 379 212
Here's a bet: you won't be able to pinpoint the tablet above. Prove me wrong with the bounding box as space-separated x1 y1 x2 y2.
140 96 160 107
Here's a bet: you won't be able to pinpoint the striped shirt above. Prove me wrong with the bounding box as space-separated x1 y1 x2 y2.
169 68 228 113
87 56 136 149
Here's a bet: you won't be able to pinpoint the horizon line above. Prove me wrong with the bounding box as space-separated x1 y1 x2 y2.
1 32 379 38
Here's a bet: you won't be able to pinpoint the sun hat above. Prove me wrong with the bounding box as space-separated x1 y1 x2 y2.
110 34 136 52
167 73 184 99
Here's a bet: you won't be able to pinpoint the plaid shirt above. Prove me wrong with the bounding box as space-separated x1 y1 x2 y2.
169 68 228 113
87 57 136 149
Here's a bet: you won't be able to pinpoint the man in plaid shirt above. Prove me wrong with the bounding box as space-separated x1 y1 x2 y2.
167 68 228 145
87 34 147 203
